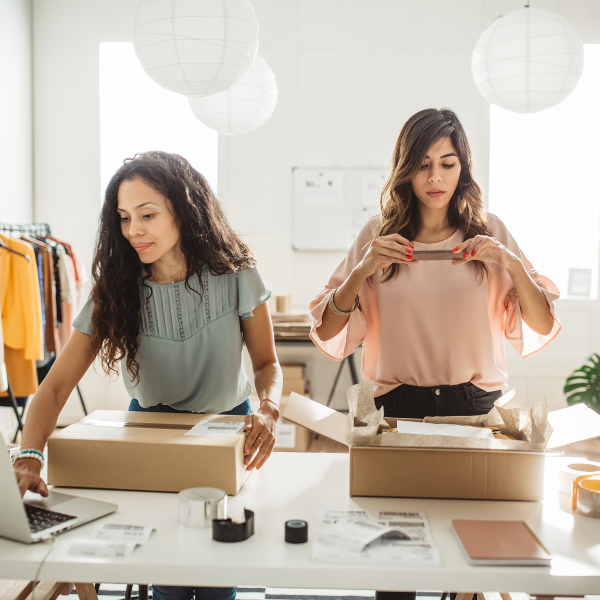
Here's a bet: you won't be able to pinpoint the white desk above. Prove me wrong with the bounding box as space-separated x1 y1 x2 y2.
1 453 599 594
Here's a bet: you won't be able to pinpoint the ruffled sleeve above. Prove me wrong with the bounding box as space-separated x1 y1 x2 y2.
72 294 94 335
237 265 272 320
489 215 561 357
309 219 376 360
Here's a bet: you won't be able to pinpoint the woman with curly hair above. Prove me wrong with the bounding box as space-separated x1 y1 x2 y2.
312 107 561 423
14 151 282 600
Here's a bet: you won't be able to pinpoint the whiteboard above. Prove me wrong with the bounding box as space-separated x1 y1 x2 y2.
292 168 387 251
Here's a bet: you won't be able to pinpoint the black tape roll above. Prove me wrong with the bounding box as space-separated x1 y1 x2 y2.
285 519 308 544
213 508 255 543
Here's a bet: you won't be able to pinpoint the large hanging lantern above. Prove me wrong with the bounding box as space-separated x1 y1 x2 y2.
188 55 277 135
472 8 584 113
132 0 260 97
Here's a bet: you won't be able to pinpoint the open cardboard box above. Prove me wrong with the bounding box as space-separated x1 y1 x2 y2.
48 411 251 495
283 386 600 501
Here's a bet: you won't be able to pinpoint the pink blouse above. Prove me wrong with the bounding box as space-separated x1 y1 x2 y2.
309 214 561 396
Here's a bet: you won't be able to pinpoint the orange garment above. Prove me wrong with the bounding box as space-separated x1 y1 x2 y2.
0 234 43 397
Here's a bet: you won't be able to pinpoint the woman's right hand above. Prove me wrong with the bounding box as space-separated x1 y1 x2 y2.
356 233 416 278
14 458 49 498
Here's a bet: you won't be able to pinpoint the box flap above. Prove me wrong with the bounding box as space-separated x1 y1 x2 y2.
283 393 349 447
546 404 600 449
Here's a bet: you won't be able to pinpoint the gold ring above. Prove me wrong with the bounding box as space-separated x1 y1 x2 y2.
258 437 263 444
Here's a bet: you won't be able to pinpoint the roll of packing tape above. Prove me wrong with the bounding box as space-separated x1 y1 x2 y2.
285 520 308 544
213 508 255 543
557 461 600 495
576 476 600 519
178 487 227 529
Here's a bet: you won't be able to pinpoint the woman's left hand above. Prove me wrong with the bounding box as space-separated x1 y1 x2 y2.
451 235 520 272
242 402 279 471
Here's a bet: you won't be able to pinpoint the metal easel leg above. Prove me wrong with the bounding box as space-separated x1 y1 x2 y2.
6 380 25 443
75 384 88 416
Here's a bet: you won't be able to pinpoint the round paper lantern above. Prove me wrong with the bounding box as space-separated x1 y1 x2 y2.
188 55 278 135
472 8 584 113
132 0 260 97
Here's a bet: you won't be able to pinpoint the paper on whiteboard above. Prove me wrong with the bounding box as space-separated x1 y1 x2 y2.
184 421 245 436
274 423 296 449
361 174 386 206
312 510 441 567
301 171 343 203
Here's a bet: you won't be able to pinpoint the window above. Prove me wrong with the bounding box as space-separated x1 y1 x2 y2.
99 42 218 198
489 45 600 299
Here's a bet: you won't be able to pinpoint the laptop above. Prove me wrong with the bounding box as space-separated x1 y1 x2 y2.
1 436 117 543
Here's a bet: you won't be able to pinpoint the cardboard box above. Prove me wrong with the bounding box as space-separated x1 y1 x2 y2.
283 392 600 501
281 364 304 379
249 397 310 452
282 378 306 396
48 411 251 495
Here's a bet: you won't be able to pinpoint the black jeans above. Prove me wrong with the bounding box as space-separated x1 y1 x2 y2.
373 382 501 600
375 382 502 419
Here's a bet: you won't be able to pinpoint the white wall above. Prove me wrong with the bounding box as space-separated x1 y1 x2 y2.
0 0 33 223
30 0 600 421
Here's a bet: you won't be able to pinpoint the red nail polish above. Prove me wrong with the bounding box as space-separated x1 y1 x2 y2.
406 248 413 254
471 250 476 256
463 252 469 258
452 247 459 253
409 242 415 248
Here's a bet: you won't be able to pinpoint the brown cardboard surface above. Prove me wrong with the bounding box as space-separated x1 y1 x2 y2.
282 379 306 396
48 411 251 495
281 364 304 379
349 447 545 500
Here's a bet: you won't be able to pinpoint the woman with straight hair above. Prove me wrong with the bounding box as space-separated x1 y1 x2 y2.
310 110 560 599
14 151 282 600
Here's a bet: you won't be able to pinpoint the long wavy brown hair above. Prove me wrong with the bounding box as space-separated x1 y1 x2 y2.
90 151 255 382
376 108 491 282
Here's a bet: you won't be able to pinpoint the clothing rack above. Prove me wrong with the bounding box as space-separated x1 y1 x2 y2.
0 222 89 442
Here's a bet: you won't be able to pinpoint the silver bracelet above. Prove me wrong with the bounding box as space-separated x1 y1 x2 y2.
328 289 359 316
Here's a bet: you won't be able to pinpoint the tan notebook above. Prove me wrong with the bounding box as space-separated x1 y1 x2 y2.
452 520 552 566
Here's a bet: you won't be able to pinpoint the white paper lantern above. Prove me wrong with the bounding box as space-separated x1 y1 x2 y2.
188 55 277 135
132 0 259 97
472 8 584 113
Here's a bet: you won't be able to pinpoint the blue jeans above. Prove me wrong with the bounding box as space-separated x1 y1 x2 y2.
128 398 252 600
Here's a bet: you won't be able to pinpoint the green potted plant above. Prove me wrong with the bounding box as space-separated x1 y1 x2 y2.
564 353 600 414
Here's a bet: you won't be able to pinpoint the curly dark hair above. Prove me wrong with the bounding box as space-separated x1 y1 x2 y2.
376 108 492 283
90 151 255 381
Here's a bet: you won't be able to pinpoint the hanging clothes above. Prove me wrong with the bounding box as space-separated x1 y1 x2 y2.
0 233 43 398
21 236 58 354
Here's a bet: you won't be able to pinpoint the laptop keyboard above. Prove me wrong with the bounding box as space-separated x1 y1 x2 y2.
25 504 77 534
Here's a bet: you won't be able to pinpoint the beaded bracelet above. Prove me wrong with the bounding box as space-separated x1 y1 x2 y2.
11 449 45 468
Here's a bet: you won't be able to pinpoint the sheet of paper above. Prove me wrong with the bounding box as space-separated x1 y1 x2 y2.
392 421 495 440
184 421 245 436
67 540 137 559
90 523 154 544
312 510 441 567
